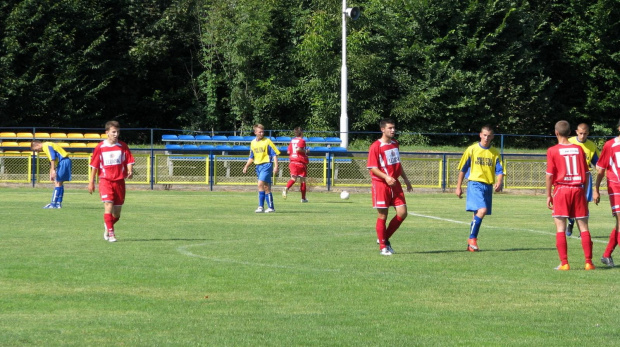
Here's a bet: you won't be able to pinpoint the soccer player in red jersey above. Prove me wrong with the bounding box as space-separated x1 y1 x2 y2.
593 119 620 267
367 118 413 256
283 127 310 203
88 121 135 242
546 120 594 270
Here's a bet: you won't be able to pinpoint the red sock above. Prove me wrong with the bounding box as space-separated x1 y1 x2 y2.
556 232 568 265
580 231 593 263
286 179 295 190
104 213 115 236
603 228 617 258
113 216 120 225
376 218 387 249
301 182 307 199
385 215 405 240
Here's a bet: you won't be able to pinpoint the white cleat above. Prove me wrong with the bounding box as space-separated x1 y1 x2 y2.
282 189 287 199
255 206 264 213
265 208 275 213
301 199 308 203
108 235 117 243
103 223 109 241
380 247 393 256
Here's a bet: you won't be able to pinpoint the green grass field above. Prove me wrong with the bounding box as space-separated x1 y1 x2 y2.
2 187 620 346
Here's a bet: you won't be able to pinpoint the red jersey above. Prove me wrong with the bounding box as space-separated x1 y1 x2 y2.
546 143 588 186
367 139 403 182
90 140 135 181
288 137 309 164
596 137 620 184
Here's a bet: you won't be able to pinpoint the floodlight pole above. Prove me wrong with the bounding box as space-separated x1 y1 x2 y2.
340 0 349 149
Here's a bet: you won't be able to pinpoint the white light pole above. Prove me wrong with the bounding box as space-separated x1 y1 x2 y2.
340 2 359 149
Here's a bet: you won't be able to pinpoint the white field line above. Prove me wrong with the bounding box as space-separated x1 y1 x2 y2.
408 212 608 244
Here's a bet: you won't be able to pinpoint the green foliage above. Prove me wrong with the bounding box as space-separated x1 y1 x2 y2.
0 0 618 138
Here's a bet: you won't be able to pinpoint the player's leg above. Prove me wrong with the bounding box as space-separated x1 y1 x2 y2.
55 158 71 208
576 218 594 269
103 201 116 242
45 180 63 209
385 182 406 246
554 217 570 270
601 226 617 267
300 176 308 202
566 218 575 236
465 181 491 251
284 163 297 198
372 181 392 255
376 208 390 255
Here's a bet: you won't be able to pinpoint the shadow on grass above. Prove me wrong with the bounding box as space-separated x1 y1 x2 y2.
412 247 557 254
125 238 210 242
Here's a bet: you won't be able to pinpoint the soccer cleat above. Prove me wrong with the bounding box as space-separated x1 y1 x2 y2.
601 256 615 267
255 206 264 213
56 203 62 209
566 223 573 237
380 247 393 256
555 263 570 271
103 223 109 241
265 208 275 213
282 189 287 199
43 203 56 209
301 199 308 203
108 235 117 243
467 238 479 252
585 263 596 271
385 240 395 254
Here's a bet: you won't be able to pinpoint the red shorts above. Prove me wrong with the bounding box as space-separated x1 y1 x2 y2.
289 162 307 177
371 180 406 209
608 183 620 214
552 185 588 218
99 179 126 205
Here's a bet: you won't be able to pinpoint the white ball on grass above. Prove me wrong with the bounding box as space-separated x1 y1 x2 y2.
340 191 350 200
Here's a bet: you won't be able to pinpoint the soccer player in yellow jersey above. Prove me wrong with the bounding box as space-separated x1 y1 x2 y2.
455 125 505 252
566 123 600 237
31 140 73 209
243 124 280 213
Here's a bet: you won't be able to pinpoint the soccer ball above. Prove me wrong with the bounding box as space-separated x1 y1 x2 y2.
340 191 350 200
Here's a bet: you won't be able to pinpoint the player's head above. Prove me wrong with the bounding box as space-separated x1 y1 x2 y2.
379 118 396 139
30 140 42 151
105 120 120 143
293 127 303 137
555 120 571 137
253 124 265 139
479 125 495 147
576 123 590 142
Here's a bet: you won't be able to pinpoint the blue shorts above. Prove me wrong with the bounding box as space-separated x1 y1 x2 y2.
255 163 273 184
56 158 72 182
466 181 493 215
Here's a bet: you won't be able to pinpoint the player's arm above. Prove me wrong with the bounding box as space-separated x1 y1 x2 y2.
272 153 278 174
545 173 554 209
126 163 134 179
494 174 504 192
242 157 254 174
369 167 396 186
456 171 465 199
88 166 97 194
593 167 605 205
400 169 413 192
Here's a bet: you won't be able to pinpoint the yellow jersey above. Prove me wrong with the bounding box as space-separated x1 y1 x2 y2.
568 137 599 167
458 142 505 185
249 137 280 165
41 142 69 164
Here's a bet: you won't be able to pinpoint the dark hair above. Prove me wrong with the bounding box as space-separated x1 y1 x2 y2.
293 127 303 137
555 120 571 137
481 124 495 134
105 120 120 131
380 118 395 129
